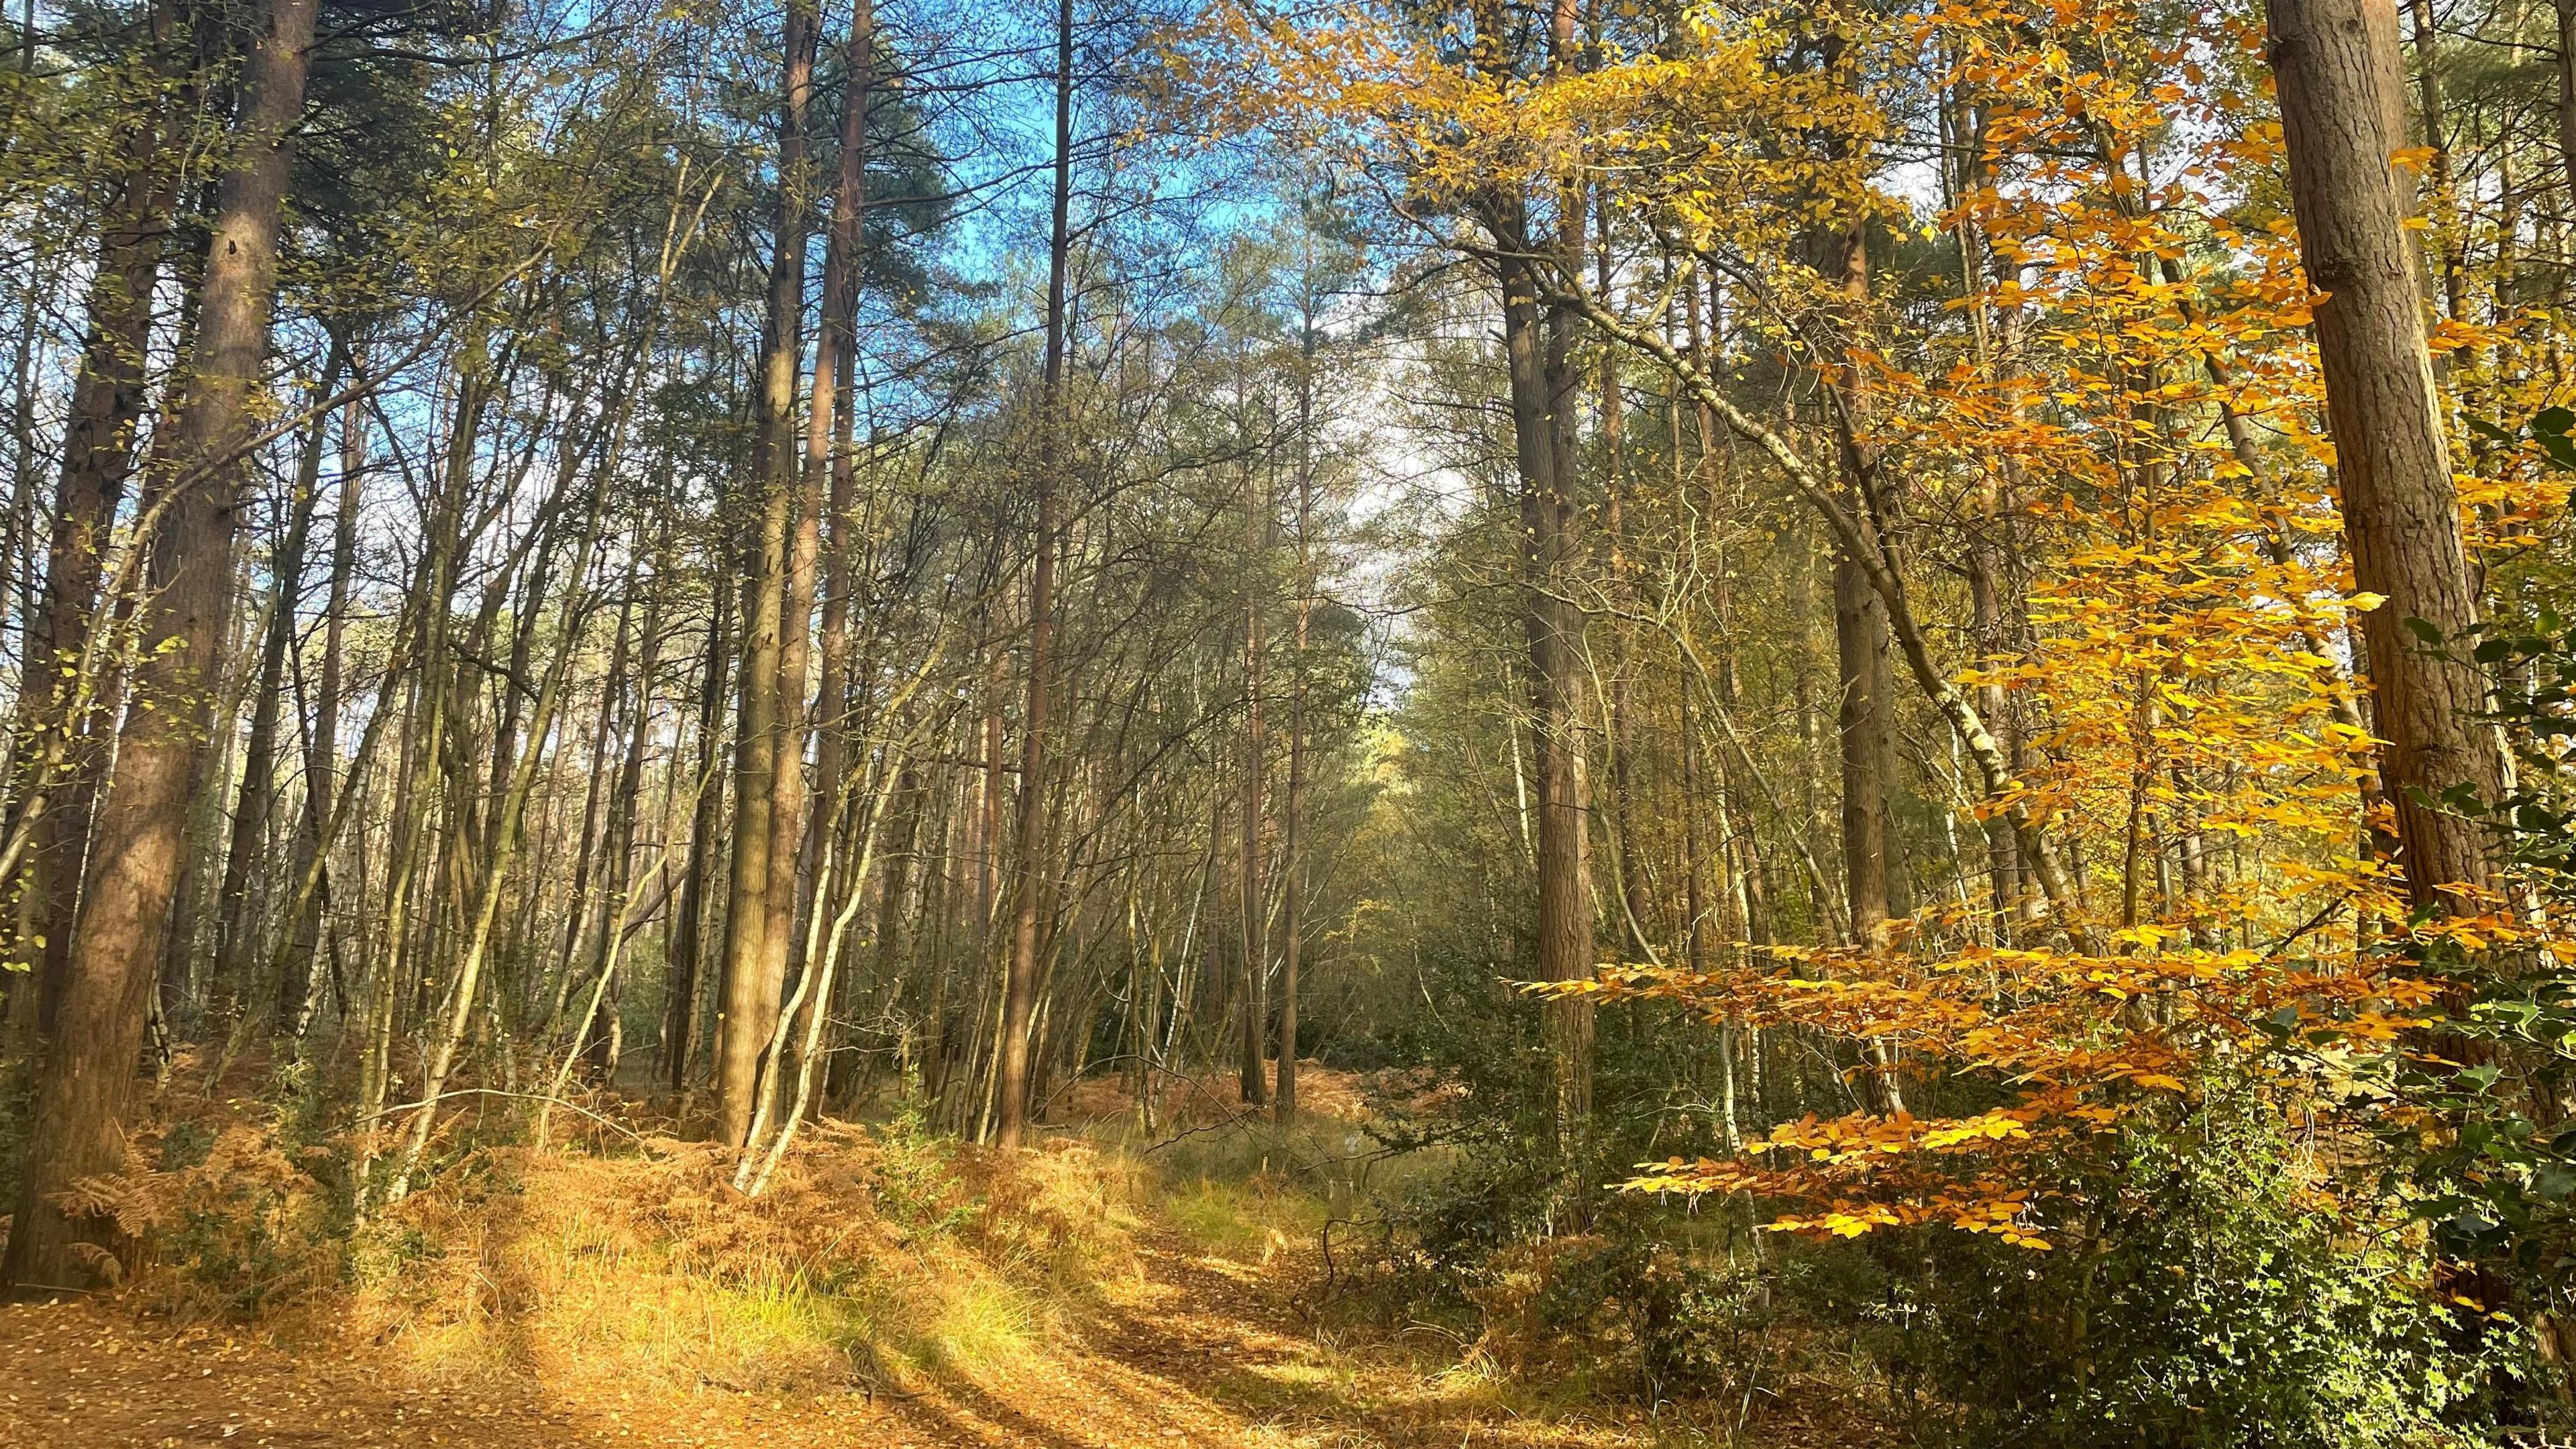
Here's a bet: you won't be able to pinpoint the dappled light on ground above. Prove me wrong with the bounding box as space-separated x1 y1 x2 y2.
1 1216 1861 1448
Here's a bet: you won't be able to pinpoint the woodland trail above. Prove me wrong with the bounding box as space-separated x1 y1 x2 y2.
0 1233 1705 1449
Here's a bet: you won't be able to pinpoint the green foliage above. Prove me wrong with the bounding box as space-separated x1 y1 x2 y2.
2467 408 2576 474
2379 592 2576 1327
869 1107 983 1240
1456 1227 1794 1404
2375 960 2576 1311
1345 926 1781 1402
1888 1085 2496 1449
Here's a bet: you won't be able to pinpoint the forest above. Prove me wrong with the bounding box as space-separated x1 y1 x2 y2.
3 0 2574 1440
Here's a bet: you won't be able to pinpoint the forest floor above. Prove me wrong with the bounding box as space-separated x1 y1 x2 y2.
0 1226 1796 1449
0 1069 1880 1448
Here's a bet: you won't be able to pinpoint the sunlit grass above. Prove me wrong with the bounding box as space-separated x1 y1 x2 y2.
907 1272 1039 1377
1162 1174 1330 1262
331 1128 1120 1399
109 1078 1812 1449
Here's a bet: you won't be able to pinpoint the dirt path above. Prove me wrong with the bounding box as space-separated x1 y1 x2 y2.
0 1238 1658 1449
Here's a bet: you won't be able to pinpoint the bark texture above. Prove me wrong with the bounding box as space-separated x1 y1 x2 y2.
3 0 319 1293
2269 0 2510 910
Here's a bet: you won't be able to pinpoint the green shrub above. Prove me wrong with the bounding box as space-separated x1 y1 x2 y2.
1888 1084 2499 1448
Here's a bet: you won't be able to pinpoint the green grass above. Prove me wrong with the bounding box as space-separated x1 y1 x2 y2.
1161 1173 1331 1259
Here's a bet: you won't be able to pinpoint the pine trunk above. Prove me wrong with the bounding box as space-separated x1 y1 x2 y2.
3 0 319 1292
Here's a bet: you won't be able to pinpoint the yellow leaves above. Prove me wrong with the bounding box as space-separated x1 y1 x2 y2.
1820 1207 1900 1237
1946 1197 2053 1248
2381 976 2447 1008
1200 0 2576 1272
1595 892 2506 1249
2341 1011 2429 1042
1921 1111 2034 1148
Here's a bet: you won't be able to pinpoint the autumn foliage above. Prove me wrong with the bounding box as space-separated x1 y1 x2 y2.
1182 0 2576 1279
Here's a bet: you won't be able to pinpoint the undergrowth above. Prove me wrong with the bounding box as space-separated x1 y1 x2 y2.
66 1075 1901 1446
78 1089 1147 1401
344 1114 1144 1394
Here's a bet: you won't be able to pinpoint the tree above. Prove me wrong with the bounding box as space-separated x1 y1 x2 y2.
2267 0 2510 912
715 0 820 1148
993 0 1077 1150
5 0 321 1292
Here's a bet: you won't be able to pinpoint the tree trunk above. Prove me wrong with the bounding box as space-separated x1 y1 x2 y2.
1274 309 1316 1128
384 508 604 1205
663 555 731 1092
992 0 1073 1150
1499 237 1595 1136
3 0 319 1293
1832 542 1895 953
580 532 666 1073
790 0 873 1061
2268 0 2510 910
213 345 339 1021
1238 454 1269 1110
2556 0 2576 203
282 350 369 1038
1599 212 1655 966
714 0 816 1146
7 5 179 1042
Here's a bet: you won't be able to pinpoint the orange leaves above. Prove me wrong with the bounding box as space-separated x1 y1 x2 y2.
1947 1195 2052 1248
2343 1010 2430 1042
1582 907 2469 1248
1745 1108 2054 1165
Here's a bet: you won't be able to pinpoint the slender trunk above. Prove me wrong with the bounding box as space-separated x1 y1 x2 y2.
2405 0 2469 322
1238 454 1269 1109
1601 223 1654 965
547 574 634 1032
2556 0 2576 203
664 559 732 1091
1827 222 1907 1114
1562 288 2090 942
1679 679 1713 970
352 506 455 1214
283 350 369 1037
578 536 667 1073
1537 5 1597 1148
1498 235 1595 1138
1274 312 1316 1128
715 1 817 1145
213 345 340 1021
385 515 604 1204
992 0 1073 1150
798 0 874 1044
